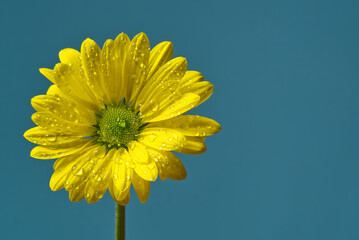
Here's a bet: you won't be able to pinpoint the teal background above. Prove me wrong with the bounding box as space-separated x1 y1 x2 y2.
1 0 359 239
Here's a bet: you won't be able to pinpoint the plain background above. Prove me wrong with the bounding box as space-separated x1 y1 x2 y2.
1 0 359 239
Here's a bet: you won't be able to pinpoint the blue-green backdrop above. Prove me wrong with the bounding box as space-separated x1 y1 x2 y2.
1 0 359 239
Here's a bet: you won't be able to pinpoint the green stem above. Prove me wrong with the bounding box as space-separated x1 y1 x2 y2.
115 204 125 240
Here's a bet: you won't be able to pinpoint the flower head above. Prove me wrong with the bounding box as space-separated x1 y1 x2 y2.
24 32 221 205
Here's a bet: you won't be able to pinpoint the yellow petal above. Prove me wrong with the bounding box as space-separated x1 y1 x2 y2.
136 57 187 109
113 33 130 102
128 141 149 164
50 151 84 191
141 93 200 122
139 63 194 115
109 181 131 206
31 112 94 134
179 81 213 106
132 171 150 204
84 150 113 204
138 128 186 151
147 41 173 80
134 162 158 182
124 33 150 102
119 189 131 205
59 48 81 69
39 68 55 83
58 48 101 105
148 115 221 137
179 71 204 86
30 138 91 159
147 148 187 181
128 141 158 181
64 145 107 191
81 38 110 103
24 127 84 147
45 85 98 121
177 71 212 106
50 163 72 191
31 95 95 125
176 136 207 155
69 182 86 202
45 85 95 122
53 154 72 170
101 39 118 104
112 148 133 201
53 63 100 111
46 85 64 96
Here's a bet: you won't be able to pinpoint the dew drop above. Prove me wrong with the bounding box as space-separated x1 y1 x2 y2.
151 102 158 112
46 134 57 142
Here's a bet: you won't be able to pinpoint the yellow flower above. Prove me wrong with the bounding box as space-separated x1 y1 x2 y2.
24 32 221 205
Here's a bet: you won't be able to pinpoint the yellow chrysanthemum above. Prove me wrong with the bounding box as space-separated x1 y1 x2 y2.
24 32 221 205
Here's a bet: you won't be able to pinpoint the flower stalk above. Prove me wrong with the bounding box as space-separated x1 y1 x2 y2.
115 204 125 240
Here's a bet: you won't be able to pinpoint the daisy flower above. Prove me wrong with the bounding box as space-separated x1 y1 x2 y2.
24 32 221 205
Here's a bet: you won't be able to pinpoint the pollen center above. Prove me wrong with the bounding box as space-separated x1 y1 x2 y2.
95 103 142 148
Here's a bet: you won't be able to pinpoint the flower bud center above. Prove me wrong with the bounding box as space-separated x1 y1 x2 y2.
95 103 142 148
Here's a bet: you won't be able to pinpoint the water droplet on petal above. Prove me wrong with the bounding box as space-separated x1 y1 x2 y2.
151 102 158 112
46 134 56 141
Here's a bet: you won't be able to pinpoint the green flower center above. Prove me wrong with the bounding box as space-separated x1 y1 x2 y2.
94 102 144 149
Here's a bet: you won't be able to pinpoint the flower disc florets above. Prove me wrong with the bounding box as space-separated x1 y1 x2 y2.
95 101 144 149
